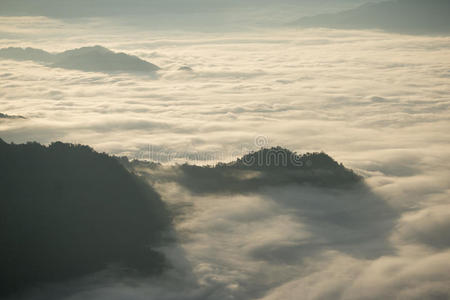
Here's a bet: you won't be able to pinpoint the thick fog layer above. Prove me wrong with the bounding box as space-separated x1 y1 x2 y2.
1 16 449 300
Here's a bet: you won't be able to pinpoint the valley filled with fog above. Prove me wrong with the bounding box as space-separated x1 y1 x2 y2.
1 13 449 300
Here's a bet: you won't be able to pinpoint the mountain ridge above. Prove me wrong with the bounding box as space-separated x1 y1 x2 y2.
293 0 450 35
0 45 160 73
135 146 363 194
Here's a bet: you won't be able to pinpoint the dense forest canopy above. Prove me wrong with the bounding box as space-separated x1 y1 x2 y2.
0 139 171 297
139 147 363 194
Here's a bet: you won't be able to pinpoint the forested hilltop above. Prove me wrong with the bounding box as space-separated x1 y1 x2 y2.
0 139 171 297
136 147 362 194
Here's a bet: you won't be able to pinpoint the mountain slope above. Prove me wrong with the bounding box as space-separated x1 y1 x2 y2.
293 0 450 35
0 46 160 73
0 139 170 297
143 147 362 194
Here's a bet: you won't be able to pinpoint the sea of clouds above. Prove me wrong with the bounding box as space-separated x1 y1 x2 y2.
1 17 449 300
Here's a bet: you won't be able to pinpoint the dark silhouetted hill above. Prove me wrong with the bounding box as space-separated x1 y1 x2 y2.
0 46 160 74
293 0 450 35
0 112 25 119
178 66 193 72
54 46 160 73
149 147 362 194
0 139 170 297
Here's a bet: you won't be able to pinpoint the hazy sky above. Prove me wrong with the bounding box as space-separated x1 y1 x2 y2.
0 0 376 29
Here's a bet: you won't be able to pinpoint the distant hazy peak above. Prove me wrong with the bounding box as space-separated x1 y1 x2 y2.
293 0 450 35
59 45 112 56
0 45 160 74
0 47 54 62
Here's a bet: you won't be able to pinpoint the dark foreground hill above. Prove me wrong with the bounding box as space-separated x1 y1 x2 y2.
0 46 160 74
293 0 450 35
0 139 170 297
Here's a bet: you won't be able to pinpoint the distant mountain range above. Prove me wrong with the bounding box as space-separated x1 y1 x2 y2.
0 0 377 18
293 0 450 35
0 0 375 29
0 46 160 74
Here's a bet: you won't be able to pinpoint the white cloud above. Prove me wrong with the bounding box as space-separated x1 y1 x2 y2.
1 17 450 300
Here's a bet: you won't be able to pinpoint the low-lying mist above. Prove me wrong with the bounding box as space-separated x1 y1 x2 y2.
1 13 449 300
2 139 449 300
